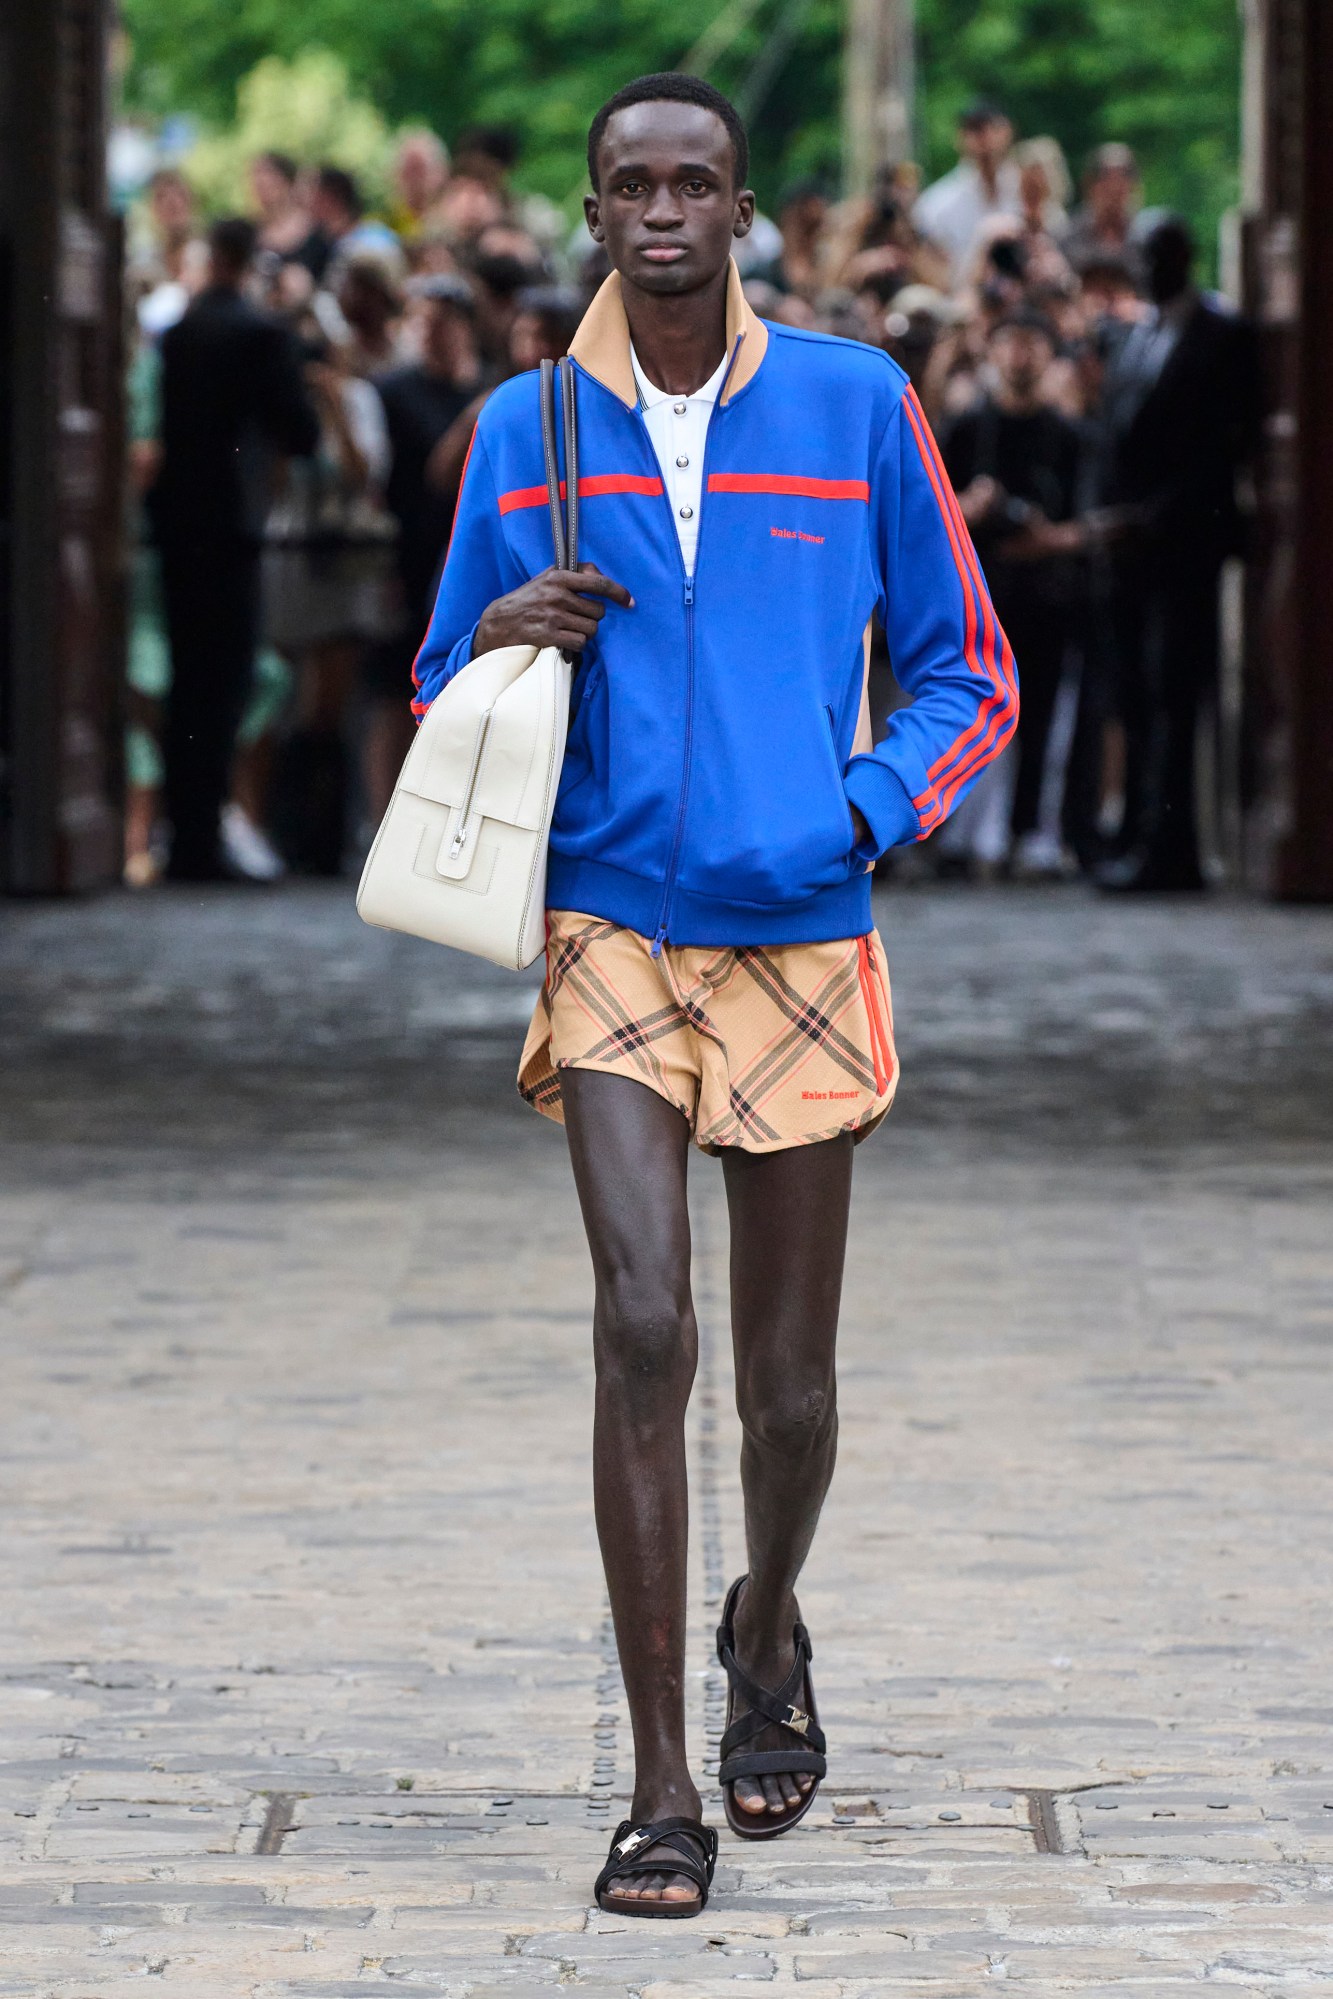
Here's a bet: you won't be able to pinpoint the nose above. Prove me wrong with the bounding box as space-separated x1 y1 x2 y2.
643 181 685 230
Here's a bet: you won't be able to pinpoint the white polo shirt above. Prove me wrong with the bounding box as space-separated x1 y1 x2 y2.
630 343 729 577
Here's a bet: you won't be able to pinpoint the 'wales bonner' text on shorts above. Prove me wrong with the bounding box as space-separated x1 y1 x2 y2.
518 911 898 1154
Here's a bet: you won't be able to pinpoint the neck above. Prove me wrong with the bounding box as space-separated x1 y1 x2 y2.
977 162 1000 198
994 380 1040 415
619 264 730 396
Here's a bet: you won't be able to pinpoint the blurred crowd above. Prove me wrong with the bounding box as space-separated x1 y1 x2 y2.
125 100 1259 893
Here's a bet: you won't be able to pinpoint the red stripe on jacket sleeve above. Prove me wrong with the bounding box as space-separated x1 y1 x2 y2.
707 473 871 501
900 388 1017 823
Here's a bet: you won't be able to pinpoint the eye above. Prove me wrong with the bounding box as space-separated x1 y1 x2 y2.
617 179 646 197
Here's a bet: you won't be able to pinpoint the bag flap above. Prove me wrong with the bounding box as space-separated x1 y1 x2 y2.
407 643 538 808
471 647 571 830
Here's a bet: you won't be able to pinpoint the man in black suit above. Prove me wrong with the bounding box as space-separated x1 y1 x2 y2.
1096 213 1259 891
149 218 319 880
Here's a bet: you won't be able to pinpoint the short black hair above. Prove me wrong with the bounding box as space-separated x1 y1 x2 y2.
456 124 521 171
208 216 257 274
316 165 362 218
959 98 1008 131
990 304 1056 343
587 73 749 192
257 149 298 184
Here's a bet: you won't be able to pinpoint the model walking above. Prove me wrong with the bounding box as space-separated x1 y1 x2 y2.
411 74 1017 1916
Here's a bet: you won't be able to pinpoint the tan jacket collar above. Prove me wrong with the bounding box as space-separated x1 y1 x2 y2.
570 257 768 410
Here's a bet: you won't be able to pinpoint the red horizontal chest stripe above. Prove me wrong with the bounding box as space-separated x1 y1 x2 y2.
707 473 871 502
498 473 663 515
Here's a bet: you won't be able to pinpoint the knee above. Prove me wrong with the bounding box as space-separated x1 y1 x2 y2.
738 1373 836 1459
595 1273 695 1403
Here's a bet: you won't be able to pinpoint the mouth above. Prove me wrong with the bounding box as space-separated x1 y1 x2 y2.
638 244 689 264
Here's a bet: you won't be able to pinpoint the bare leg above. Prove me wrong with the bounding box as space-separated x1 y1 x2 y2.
562 1067 702 1905
720 1132 852 1817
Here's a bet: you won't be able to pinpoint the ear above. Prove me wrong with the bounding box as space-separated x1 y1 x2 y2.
731 188 756 241
584 192 604 244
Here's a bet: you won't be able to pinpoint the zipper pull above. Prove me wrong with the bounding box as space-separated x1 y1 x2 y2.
683 574 694 607
651 924 667 958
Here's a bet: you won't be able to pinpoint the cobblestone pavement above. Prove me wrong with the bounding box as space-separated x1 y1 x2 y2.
2 881 1333 1996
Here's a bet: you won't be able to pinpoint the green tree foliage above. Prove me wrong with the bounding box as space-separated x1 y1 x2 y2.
121 0 1238 247
184 52 396 212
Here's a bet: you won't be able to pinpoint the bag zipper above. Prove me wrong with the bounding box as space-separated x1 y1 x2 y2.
449 706 493 858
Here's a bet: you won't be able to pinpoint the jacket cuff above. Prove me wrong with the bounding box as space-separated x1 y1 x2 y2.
844 756 922 858
411 622 482 720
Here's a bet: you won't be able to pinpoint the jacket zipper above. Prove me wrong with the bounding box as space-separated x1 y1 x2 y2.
649 334 741 955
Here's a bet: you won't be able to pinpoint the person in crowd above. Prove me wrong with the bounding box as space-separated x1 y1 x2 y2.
263 322 394 873
370 275 485 815
128 169 209 337
1095 212 1260 892
451 124 520 201
309 166 401 273
335 246 407 377
1065 143 1143 282
879 284 968 421
508 283 585 371
466 242 547 373
249 151 325 284
389 129 451 243
431 172 507 246
134 168 199 285
945 307 1083 873
914 99 1021 284
745 179 829 299
1010 137 1074 287
411 70 1015 1915
147 217 319 882
1076 250 1145 325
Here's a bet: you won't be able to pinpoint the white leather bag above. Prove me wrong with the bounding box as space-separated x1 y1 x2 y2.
356 358 578 970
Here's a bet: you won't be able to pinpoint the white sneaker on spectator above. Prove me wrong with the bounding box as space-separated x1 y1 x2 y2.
221 804 286 883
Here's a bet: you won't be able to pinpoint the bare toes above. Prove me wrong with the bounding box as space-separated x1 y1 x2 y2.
736 1782 768 1813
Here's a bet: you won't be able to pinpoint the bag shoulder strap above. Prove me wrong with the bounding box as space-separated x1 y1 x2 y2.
538 356 580 573
559 355 579 570
539 358 566 571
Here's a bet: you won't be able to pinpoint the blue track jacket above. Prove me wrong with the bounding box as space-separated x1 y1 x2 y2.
412 262 1017 948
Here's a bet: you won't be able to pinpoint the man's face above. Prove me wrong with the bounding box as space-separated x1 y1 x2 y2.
585 101 754 297
1091 164 1137 221
991 325 1052 398
151 177 193 237
252 159 291 216
961 116 1012 174
422 300 476 380
396 139 446 213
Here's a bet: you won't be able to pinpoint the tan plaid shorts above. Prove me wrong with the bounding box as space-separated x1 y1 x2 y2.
518 911 898 1154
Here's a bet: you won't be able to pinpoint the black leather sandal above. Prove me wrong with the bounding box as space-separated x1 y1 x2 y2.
716 1573 827 1840
593 1815 719 1918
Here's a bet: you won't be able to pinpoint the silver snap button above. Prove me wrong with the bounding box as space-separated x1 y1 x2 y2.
679 505 693 519
675 454 689 468
673 402 687 415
